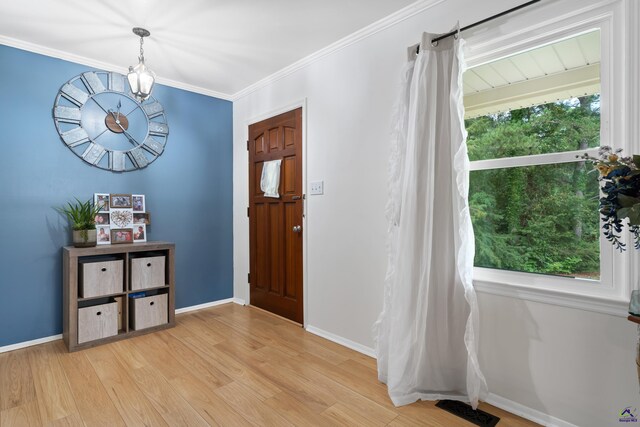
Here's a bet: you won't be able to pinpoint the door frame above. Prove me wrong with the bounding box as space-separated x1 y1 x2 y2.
244 98 308 326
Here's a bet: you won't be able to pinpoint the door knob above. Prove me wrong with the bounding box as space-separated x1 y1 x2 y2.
293 225 302 233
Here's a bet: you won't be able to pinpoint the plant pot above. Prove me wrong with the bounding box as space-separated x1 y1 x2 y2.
72 229 97 248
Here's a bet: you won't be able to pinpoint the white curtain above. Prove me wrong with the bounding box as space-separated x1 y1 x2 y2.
374 31 488 409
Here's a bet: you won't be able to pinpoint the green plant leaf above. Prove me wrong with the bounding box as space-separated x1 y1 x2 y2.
633 155 640 168
619 205 640 226
56 197 100 230
617 194 640 208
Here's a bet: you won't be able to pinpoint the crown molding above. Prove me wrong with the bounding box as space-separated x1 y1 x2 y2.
154 77 232 101
0 34 234 101
231 0 446 100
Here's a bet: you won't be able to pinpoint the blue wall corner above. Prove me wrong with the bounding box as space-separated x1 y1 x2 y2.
0 44 234 347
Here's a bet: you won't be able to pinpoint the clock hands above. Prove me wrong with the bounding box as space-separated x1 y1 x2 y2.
115 100 122 122
90 96 145 148
89 97 135 145
108 110 140 147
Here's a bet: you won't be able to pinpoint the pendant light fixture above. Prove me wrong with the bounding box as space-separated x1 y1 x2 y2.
127 27 156 102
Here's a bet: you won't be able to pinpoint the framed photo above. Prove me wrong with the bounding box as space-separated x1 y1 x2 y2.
133 224 147 243
132 194 145 212
96 226 111 245
94 193 110 212
110 194 132 209
95 212 110 226
133 212 151 225
110 228 133 244
110 209 133 228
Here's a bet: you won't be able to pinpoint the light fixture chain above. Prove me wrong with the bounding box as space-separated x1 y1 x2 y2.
139 36 144 62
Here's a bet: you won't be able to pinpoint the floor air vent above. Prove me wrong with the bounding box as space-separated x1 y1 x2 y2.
435 400 500 426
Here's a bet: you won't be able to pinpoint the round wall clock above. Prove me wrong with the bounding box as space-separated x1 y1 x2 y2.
52 71 169 172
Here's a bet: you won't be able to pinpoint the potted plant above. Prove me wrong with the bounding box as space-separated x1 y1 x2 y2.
57 198 102 248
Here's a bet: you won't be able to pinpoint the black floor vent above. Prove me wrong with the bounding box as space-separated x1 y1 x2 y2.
435 400 500 426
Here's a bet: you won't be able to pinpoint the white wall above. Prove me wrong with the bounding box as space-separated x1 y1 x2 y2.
232 0 640 426
478 293 637 426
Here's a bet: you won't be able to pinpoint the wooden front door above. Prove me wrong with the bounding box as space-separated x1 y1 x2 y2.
248 108 303 324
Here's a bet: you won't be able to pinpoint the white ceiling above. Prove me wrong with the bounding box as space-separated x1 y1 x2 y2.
0 0 418 98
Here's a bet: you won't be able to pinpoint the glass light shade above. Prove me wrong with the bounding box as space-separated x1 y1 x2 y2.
127 60 156 101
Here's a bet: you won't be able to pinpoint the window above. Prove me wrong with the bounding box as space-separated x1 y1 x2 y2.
464 29 618 294
467 97 601 280
460 1 634 313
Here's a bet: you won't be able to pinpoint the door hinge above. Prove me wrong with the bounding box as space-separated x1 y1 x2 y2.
247 207 250 217
247 140 250 151
248 273 250 283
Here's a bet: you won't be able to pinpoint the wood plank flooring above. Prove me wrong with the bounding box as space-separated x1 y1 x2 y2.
0 303 539 426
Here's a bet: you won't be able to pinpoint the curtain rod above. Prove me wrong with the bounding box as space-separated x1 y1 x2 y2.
416 0 541 53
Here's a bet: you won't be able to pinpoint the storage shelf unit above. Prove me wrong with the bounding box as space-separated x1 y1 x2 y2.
63 241 175 352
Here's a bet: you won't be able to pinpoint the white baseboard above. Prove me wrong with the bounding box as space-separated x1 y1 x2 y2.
1 298 237 353
175 298 235 314
485 393 577 427
305 325 376 358
232 297 246 306
0 334 62 354
302 326 574 427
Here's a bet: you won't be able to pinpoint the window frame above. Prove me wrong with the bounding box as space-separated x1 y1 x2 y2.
463 1 634 315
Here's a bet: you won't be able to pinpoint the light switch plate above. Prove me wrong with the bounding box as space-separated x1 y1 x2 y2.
310 181 324 195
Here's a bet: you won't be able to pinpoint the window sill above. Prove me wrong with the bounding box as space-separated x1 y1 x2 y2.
473 277 629 318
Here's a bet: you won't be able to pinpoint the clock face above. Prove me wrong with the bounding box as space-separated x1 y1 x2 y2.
52 71 169 172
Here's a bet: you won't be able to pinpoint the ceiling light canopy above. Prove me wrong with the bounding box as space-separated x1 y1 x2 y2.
127 27 156 102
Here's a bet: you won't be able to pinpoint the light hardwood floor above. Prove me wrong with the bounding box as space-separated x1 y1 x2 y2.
0 303 538 426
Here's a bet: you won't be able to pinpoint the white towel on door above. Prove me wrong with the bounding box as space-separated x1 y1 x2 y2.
260 159 282 198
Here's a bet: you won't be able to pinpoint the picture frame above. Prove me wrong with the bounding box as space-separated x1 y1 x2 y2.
133 212 151 225
96 226 111 245
133 224 147 243
110 228 134 244
132 194 145 212
110 193 132 209
94 193 110 212
95 212 110 226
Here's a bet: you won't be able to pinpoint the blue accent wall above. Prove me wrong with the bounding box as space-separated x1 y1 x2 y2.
0 44 233 347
